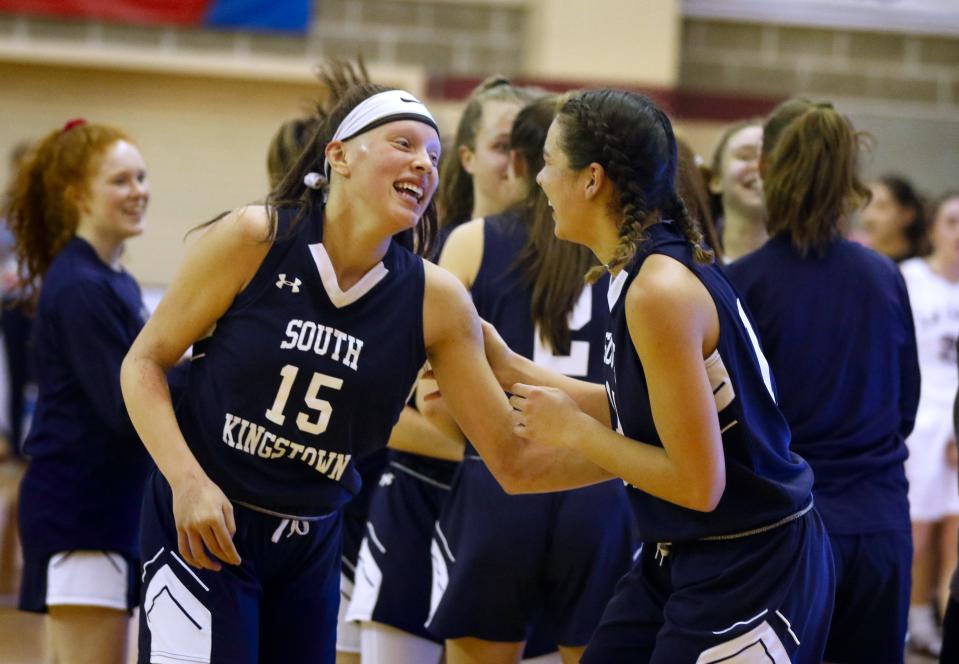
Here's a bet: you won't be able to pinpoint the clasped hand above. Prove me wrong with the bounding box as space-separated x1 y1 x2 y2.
509 383 582 449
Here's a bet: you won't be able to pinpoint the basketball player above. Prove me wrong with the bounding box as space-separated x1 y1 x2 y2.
120 71 581 662
424 94 635 664
481 89 835 662
9 120 163 664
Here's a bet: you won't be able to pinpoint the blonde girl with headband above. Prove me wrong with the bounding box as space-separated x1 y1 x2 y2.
9 120 160 664
121 68 575 662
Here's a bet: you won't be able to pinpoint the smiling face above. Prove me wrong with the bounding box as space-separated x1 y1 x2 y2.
860 181 915 248
332 119 441 233
75 139 149 243
711 124 763 216
461 100 524 215
536 119 594 246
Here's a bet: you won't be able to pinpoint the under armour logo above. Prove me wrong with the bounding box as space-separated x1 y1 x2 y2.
276 274 301 293
379 473 395 487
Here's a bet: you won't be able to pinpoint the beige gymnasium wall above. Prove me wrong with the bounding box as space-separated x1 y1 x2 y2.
5 2 957 286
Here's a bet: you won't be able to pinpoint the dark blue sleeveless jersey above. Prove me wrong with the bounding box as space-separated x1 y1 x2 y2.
726 236 918 534
466 211 609 455
604 222 813 543
19 237 153 558
178 206 426 517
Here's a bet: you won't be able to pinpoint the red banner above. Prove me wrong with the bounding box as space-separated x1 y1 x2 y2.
0 0 210 26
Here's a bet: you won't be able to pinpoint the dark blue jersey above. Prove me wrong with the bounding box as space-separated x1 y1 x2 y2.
178 206 426 517
726 236 919 534
605 222 813 543
467 210 609 455
19 237 152 558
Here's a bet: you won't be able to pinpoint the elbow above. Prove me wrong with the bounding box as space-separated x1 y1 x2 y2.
684 476 725 513
486 458 539 495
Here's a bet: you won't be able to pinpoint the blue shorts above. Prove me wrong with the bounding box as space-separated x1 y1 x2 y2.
824 529 911 664
341 449 390 581
346 451 457 642
138 471 343 664
581 507 835 664
427 458 636 646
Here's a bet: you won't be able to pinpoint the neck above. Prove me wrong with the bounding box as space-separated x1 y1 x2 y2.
323 191 393 290
471 192 506 221
873 235 910 261
590 213 628 274
928 253 959 283
74 227 124 269
722 207 766 260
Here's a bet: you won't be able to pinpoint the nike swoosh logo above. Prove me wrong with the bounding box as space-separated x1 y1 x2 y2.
399 97 418 103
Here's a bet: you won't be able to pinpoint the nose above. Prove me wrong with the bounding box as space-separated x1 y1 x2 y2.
535 167 545 187
412 148 435 174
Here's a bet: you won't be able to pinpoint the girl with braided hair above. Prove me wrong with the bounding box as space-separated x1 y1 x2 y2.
481 89 834 662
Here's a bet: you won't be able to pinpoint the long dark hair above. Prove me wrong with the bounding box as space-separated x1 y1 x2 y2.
676 137 721 258
556 89 712 283
763 99 870 256
511 95 597 354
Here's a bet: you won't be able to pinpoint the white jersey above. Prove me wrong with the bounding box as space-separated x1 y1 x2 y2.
901 257 959 519
901 257 959 407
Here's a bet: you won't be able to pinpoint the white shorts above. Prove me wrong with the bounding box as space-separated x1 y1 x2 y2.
46 550 132 610
336 571 361 653
906 400 959 522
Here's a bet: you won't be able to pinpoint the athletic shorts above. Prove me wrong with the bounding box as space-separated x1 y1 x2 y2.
138 471 342 664
823 529 910 664
337 448 389 654
346 452 457 642
427 458 636 646
581 507 835 664
905 398 959 522
19 549 139 613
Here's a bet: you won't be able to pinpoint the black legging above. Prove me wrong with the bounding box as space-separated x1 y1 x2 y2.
943 597 959 663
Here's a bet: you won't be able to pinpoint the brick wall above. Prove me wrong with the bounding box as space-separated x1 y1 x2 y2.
680 18 959 115
0 0 527 75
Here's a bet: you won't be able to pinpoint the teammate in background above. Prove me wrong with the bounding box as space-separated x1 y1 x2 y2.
481 89 834 662
120 66 577 663
425 94 635 664
726 98 919 664
8 120 156 664
860 174 929 262
345 77 555 664
436 77 536 233
900 192 959 657
706 119 765 261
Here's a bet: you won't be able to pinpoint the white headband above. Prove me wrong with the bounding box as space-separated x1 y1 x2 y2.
323 89 438 179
